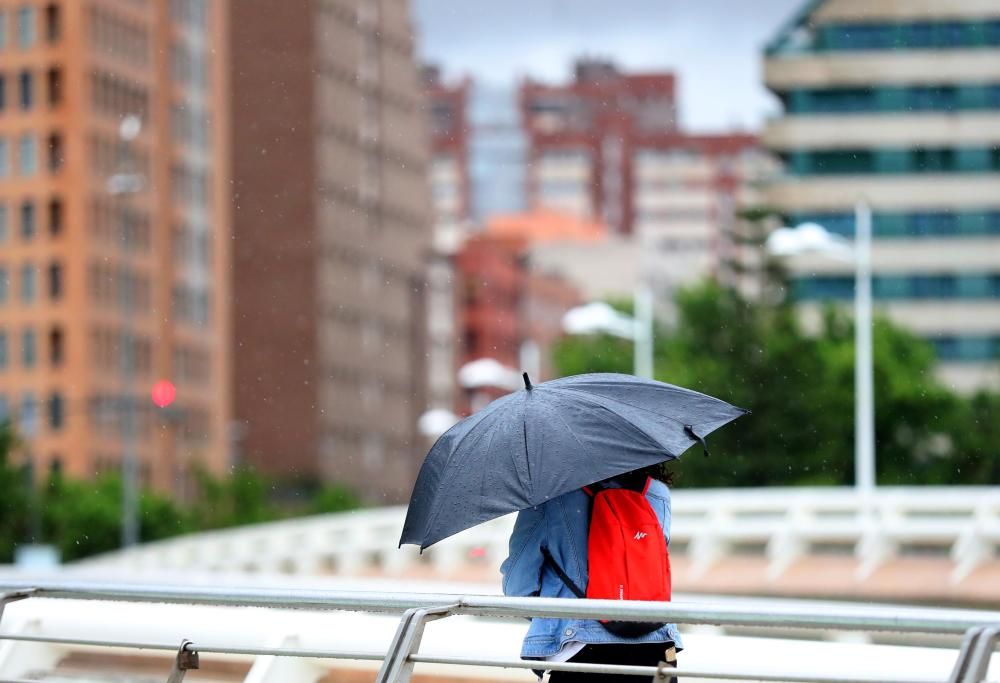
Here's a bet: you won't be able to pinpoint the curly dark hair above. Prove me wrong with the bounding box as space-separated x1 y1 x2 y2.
599 461 676 489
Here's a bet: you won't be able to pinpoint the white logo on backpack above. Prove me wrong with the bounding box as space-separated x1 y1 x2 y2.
634 531 647 540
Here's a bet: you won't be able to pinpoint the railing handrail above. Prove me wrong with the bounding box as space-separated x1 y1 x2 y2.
3 580 1000 634
3 580 1000 683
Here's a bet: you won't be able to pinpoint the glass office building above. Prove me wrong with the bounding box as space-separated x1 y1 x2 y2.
764 0 1000 390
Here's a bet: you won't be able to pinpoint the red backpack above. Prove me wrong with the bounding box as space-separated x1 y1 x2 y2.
542 476 672 637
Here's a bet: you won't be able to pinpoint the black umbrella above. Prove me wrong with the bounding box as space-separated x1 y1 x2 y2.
400 372 747 550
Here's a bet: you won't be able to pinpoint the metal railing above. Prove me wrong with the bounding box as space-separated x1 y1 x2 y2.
0 580 998 683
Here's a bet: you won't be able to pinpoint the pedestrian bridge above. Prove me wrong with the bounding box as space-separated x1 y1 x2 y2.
77 487 1000 606
2 487 999 682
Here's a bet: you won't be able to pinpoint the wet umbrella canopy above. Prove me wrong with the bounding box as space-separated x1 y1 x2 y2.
400 372 748 550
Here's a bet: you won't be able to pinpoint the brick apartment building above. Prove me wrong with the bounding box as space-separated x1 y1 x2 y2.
520 58 678 234
520 59 775 300
0 0 232 494
230 0 433 502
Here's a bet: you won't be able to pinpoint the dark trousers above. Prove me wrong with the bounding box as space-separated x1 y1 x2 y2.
547 643 677 683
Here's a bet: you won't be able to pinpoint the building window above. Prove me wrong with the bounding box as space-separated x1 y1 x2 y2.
48 261 62 300
46 131 62 172
20 200 35 239
44 3 59 43
48 197 62 236
913 148 955 173
18 133 36 175
16 6 35 49
48 392 64 431
0 203 7 242
0 330 7 369
0 138 8 177
0 11 7 52
795 273 1000 301
18 69 31 109
0 266 8 303
931 336 1000 362
46 66 61 105
19 392 36 437
21 328 36 367
19 263 35 303
0 73 6 110
49 325 62 366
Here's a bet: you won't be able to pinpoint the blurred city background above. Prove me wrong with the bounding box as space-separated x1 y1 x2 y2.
0 0 1000 680
0 0 998 679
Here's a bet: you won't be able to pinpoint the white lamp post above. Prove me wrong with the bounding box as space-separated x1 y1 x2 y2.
765 201 875 495
457 358 523 413
107 113 144 548
417 408 460 440
457 358 523 391
561 299 654 379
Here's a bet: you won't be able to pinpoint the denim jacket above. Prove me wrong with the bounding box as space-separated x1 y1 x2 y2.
500 478 683 659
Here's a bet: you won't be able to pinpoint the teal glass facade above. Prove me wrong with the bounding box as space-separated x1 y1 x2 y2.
768 5 1000 364
814 21 1000 51
779 85 1000 114
769 18 1000 54
793 274 1000 301
786 211 1000 238
781 147 1000 175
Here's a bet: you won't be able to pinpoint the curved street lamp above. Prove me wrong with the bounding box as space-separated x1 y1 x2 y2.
457 358 522 391
561 298 654 379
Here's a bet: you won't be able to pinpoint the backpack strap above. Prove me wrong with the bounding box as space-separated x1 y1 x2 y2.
540 546 585 599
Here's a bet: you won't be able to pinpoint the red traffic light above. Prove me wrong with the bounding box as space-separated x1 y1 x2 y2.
151 380 177 408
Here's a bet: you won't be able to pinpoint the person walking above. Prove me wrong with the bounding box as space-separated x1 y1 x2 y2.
501 464 680 682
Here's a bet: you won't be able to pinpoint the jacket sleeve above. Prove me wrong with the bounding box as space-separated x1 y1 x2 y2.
500 505 546 597
662 484 672 546
646 479 672 546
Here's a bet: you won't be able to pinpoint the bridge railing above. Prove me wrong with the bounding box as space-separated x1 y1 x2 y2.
0 580 998 683
74 487 1000 583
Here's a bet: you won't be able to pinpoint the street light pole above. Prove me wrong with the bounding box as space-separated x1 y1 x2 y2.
562 301 652 378
765 207 877 494
109 114 144 548
633 285 654 379
854 200 875 495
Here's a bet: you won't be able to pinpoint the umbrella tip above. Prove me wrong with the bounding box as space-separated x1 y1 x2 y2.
523 372 533 391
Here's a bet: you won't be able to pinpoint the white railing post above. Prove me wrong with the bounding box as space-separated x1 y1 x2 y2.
767 502 809 580
689 508 729 577
244 635 323 683
375 604 458 683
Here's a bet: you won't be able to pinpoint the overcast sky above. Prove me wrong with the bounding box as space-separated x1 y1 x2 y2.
412 0 804 133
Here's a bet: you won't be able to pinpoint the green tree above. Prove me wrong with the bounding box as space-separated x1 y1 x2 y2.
188 466 278 530
947 391 1000 485
42 473 191 562
0 424 30 563
1 419 365 562
309 483 363 515
552 280 995 487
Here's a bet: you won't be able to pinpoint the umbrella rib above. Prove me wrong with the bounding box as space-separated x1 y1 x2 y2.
552 388 682 453
552 386 718 431
522 416 532 498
